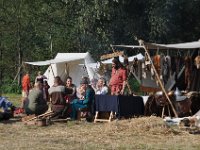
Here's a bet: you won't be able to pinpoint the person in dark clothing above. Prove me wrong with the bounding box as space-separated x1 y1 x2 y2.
65 76 77 103
0 97 15 121
43 80 50 102
35 71 47 84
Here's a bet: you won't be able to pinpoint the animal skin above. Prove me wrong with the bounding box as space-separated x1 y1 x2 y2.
194 56 200 69
184 56 192 91
153 55 161 76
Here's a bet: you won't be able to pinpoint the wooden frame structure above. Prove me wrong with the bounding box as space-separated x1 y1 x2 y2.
142 45 178 117
111 43 179 118
94 111 114 123
94 40 200 122
111 40 200 118
22 111 54 123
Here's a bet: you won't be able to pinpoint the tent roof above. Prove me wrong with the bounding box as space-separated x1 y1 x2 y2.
112 40 200 50
25 52 90 66
144 40 200 49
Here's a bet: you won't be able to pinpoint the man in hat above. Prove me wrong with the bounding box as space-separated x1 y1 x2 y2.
109 57 127 95
70 77 95 120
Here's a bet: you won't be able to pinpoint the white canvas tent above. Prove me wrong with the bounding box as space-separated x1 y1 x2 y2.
25 52 96 87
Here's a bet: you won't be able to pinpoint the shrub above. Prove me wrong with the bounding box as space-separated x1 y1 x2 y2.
1 79 21 94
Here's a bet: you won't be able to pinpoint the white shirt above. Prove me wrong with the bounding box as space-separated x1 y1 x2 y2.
95 86 109 95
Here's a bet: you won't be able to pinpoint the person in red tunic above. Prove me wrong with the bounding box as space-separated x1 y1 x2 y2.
21 72 31 109
22 72 30 98
109 57 127 95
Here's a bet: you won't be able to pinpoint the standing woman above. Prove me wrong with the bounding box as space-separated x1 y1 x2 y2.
109 57 127 95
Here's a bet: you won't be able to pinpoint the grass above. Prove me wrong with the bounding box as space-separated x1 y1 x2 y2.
1 94 200 150
2 93 22 107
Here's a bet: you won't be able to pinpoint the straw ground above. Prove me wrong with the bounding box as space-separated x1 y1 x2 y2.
1 94 200 150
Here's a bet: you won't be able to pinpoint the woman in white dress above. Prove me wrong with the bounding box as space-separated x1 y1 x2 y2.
95 78 109 95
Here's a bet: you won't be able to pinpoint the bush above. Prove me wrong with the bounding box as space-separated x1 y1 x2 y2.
1 80 21 94
128 77 140 93
123 76 141 95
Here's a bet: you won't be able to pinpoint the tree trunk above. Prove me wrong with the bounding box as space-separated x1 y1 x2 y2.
0 43 2 96
17 0 22 86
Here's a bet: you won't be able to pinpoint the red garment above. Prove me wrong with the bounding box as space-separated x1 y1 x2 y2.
109 67 127 94
110 84 123 95
153 55 161 75
22 74 30 92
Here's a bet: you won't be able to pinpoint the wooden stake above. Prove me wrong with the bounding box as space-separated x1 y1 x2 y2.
143 46 178 117
50 64 55 77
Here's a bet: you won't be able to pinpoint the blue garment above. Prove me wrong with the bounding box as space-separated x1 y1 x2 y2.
71 86 95 119
0 97 13 111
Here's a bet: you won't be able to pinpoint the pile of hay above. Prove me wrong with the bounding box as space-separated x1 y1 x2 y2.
102 116 186 136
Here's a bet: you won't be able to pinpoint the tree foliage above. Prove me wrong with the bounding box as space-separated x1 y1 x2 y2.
1 0 200 92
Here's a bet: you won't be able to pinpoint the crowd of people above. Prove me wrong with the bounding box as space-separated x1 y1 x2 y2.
20 57 128 120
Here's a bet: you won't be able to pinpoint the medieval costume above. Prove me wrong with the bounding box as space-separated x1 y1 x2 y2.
109 57 127 95
71 78 95 120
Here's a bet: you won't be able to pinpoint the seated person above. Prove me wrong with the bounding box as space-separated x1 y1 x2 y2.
71 77 95 120
0 96 15 121
76 84 86 100
65 76 77 103
90 78 98 90
43 80 50 102
48 76 70 119
24 82 48 116
95 77 109 95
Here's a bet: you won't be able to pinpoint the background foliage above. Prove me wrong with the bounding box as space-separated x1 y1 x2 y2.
1 0 200 93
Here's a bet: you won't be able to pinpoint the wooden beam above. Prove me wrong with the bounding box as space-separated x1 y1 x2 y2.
23 111 53 123
100 51 124 60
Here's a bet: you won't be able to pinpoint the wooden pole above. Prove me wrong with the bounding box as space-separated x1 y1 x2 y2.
143 45 178 117
12 64 22 84
50 64 55 77
24 111 53 123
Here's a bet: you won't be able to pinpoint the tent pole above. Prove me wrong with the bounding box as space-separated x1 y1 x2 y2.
143 45 178 118
50 64 55 77
12 64 22 84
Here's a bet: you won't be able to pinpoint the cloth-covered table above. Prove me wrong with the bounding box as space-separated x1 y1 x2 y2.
95 95 144 118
